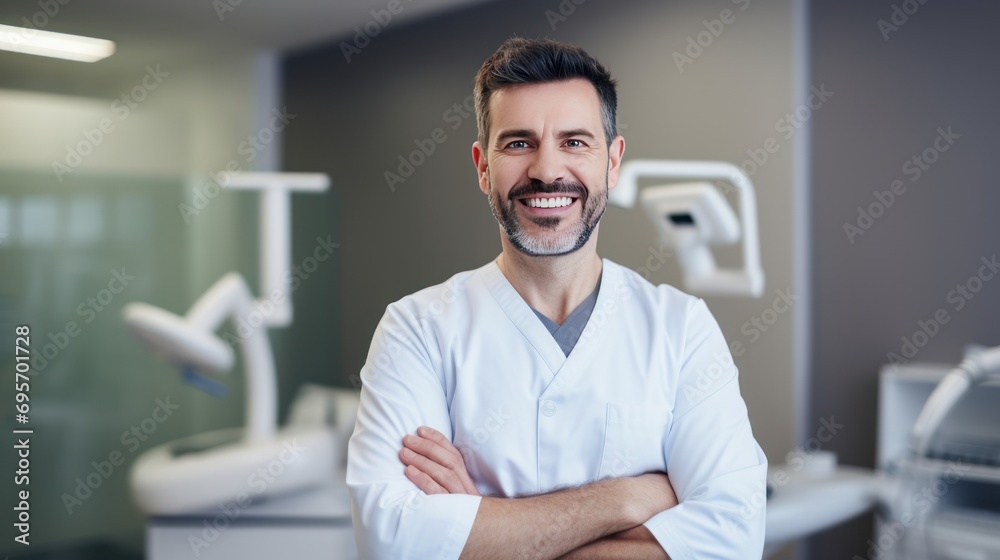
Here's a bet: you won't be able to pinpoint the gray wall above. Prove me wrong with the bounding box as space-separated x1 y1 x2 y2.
284 0 800 556
808 1 1000 558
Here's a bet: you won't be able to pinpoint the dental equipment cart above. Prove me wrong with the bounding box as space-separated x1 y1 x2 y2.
147 472 358 560
878 361 1000 560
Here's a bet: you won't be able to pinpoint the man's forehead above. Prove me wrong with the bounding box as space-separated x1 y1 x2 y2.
489 78 602 130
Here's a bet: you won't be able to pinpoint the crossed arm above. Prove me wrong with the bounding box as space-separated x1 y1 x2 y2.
399 425 675 560
352 299 766 558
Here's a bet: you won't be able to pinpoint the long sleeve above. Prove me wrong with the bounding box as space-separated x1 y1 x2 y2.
643 298 768 560
347 302 482 560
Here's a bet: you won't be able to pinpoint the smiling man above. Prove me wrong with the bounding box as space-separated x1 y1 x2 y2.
347 38 767 560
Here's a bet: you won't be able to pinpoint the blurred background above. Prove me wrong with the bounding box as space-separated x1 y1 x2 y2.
1 0 998 559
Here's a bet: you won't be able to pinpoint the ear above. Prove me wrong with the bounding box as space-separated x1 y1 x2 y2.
606 135 626 191
472 141 489 195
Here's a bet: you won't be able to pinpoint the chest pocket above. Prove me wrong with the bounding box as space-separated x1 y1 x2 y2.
597 402 668 480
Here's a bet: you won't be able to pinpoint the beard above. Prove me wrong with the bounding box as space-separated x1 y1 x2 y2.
487 171 609 257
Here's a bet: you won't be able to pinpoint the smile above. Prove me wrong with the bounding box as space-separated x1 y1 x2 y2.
520 196 577 209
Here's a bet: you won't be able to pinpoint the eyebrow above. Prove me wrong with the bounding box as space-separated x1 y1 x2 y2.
558 128 597 141
493 128 598 147
494 129 535 146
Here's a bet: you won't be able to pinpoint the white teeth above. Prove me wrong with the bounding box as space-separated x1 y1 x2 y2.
525 197 573 208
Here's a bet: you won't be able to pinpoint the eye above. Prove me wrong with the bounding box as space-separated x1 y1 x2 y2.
506 140 530 149
565 139 586 148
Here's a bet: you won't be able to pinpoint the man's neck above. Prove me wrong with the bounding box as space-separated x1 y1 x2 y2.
496 237 603 325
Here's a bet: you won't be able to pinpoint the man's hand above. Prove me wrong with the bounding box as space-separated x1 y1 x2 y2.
399 425 480 496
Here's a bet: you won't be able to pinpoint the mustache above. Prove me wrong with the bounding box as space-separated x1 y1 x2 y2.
507 180 587 202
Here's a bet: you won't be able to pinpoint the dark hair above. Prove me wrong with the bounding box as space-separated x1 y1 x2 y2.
474 37 618 150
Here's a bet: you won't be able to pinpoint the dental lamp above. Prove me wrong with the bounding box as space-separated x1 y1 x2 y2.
122 172 340 515
123 273 274 441
611 159 765 298
909 344 1000 458
122 172 328 442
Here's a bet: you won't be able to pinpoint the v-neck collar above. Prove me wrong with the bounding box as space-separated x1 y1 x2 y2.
478 258 621 389
531 275 602 356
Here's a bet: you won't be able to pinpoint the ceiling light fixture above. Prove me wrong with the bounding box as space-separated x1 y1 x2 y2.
0 24 115 62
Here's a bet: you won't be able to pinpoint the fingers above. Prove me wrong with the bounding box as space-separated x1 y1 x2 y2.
399 427 479 495
416 426 461 457
400 443 462 492
414 426 480 495
403 464 447 495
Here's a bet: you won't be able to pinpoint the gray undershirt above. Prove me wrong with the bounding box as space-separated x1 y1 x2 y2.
530 276 602 356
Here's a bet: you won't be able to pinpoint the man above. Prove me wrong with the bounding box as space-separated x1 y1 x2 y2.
348 37 767 559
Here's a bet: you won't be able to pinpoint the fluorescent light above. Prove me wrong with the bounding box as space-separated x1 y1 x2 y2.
0 24 115 62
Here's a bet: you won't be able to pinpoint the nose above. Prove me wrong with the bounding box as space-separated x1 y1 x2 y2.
526 142 566 185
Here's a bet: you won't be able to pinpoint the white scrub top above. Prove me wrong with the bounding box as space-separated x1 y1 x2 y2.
347 258 767 560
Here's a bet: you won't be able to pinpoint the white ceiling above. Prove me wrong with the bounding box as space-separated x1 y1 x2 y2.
0 0 493 52
0 0 494 96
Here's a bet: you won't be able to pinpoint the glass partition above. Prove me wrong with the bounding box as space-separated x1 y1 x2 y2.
0 169 255 555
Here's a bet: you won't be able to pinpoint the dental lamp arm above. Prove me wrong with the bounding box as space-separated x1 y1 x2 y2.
210 273 277 443
183 272 277 442
223 172 329 327
613 159 764 297
186 272 255 332
909 345 1000 457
